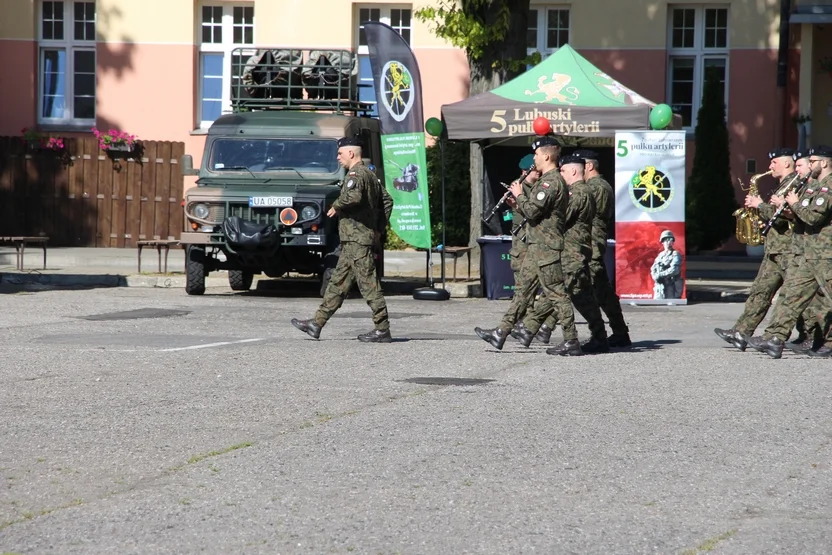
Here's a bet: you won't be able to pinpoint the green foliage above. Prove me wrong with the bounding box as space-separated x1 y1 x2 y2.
426 140 471 247
414 0 510 60
685 68 738 252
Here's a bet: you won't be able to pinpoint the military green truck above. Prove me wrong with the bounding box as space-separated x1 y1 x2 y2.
180 48 384 296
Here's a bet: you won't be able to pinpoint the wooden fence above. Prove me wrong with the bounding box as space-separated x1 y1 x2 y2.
0 137 185 247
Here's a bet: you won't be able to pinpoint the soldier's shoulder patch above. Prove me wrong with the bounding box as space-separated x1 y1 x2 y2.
822 187 829 192
817 197 825 206
802 199 810 207
349 171 357 176
807 189 814 194
536 191 545 200
541 182 550 189
346 179 356 189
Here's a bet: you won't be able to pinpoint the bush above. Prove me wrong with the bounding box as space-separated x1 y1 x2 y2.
685 67 738 252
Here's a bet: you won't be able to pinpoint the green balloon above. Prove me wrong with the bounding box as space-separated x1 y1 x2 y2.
650 104 673 130
425 117 443 137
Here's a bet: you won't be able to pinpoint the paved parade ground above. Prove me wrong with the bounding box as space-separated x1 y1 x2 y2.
1 285 831 554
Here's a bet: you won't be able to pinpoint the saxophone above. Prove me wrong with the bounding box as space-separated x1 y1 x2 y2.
733 170 773 245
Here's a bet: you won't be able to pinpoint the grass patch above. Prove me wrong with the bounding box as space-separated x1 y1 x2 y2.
681 529 738 554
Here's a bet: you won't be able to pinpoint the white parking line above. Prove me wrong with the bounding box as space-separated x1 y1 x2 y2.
160 338 266 352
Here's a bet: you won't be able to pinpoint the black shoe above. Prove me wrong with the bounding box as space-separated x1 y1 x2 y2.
785 338 814 354
475 327 507 350
509 322 534 348
535 324 552 344
357 328 392 343
714 327 747 351
807 346 832 358
747 336 784 359
790 333 808 345
581 337 610 354
546 338 583 356
607 333 632 348
291 318 321 339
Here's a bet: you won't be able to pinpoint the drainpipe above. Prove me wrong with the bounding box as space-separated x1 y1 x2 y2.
774 0 792 147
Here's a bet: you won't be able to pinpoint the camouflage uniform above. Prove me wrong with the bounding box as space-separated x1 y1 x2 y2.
761 173 832 343
314 161 394 330
522 179 607 341
498 168 576 341
498 181 534 329
731 172 796 336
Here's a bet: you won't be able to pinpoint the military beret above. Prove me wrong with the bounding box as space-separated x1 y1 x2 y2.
768 147 795 160
808 145 832 158
572 149 599 160
531 136 559 151
793 151 809 161
337 136 362 148
558 155 585 168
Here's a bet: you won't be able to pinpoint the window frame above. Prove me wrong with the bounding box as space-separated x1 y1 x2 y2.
666 5 730 131
355 4 413 118
37 0 97 127
527 5 571 58
197 2 255 129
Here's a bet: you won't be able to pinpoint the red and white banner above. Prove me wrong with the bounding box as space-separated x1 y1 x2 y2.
613 131 687 305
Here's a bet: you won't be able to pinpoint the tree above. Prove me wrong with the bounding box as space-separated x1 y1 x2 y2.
415 0 532 248
685 67 738 252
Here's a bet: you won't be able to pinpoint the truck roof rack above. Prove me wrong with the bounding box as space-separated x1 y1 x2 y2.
230 47 374 116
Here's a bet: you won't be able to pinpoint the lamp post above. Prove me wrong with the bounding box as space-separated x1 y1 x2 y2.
412 117 451 301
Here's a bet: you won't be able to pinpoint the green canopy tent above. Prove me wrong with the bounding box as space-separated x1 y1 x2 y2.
441 44 681 140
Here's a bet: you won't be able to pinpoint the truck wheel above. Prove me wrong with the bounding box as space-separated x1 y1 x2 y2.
229 270 253 291
319 267 333 298
185 246 206 295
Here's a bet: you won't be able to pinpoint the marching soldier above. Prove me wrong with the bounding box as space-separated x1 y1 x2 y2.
474 137 582 356
748 145 832 358
512 154 609 354
291 136 394 343
714 148 796 350
501 166 540 328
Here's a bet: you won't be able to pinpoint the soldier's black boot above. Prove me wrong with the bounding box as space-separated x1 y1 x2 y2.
785 338 814 354
807 345 832 358
509 322 535 347
607 333 632 348
581 336 610 354
357 329 392 343
747 336 784 359
475 327 507 350
790 332 808 345
714 327 747 351
546 339 583 356
291 318 322 339
535 324 552 344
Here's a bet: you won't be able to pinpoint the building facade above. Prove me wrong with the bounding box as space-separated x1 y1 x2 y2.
0 0 829 201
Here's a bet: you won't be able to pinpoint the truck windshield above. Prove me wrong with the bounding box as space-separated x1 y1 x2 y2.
208 138 339 174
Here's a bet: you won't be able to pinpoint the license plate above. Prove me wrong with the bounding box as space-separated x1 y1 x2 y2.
249 196 293 207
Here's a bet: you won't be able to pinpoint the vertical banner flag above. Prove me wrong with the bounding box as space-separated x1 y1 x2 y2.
614 131 687 305
364 21 431 249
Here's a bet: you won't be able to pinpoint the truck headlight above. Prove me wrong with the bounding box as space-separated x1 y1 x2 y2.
301 205 319 221
192 203 210 219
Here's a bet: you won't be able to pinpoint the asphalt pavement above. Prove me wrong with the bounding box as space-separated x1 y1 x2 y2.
0 286 830 554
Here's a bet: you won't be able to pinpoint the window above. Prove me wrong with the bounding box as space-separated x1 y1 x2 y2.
198 3 254 128
667 6 729 129
38 1 96 126
527 6 570 58
356 5 412 118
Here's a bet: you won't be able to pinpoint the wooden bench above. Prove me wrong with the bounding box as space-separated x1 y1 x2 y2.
430 246 474 281
137 240 180 274
0 236 48 271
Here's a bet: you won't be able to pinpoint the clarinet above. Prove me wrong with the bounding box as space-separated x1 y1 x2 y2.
760 175 810 237
481 164 536 224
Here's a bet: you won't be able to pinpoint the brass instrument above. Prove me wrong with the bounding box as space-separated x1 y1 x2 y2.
733 170 773 245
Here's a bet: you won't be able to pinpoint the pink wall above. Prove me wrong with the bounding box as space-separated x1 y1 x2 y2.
0 40 37 135
415 48 470 124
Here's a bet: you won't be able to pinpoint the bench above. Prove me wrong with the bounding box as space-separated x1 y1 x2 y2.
0 236 48 270
137 240 180 274
430 246 474 281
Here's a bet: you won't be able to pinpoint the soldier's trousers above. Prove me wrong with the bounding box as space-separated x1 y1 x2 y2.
764 258 832 341
734 252 788 336
525 264 607 340
500 247 532 328
314 241 389 331
589 257 629 336
498 250 576 341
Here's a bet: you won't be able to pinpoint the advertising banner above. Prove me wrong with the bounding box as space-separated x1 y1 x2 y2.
613 131 687 305
364 21 431 249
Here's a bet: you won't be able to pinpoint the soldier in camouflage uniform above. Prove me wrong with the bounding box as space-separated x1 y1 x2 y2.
291 136 394 343
501 170 539 326
511 154 609 354
714 148 797 351
474 137 582 356
748 145 832 358
534 150 631 347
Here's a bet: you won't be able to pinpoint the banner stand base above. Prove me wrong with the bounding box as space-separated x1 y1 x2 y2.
623 299 688 306
413 287 450 301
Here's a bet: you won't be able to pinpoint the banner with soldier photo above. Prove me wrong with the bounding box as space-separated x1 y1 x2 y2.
613 131 687 305
364 21 432 249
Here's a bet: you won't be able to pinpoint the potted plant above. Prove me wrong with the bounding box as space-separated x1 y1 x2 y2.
22 127 65 151
92 127 138 152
